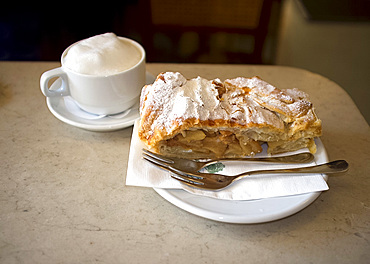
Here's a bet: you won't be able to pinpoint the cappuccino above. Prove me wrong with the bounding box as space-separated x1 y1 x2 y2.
63 33 142 76
41 34 146 115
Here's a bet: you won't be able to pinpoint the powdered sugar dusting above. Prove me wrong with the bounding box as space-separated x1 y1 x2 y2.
141 73 228 134
226 76 315 120
141 73 313 137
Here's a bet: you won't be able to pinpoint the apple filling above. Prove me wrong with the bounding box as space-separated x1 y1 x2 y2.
159 129 263 159
158 129 317 159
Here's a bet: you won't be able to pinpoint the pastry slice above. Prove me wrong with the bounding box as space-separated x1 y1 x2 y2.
138 72 322 159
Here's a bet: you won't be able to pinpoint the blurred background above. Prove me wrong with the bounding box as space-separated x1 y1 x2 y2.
1 0 369 123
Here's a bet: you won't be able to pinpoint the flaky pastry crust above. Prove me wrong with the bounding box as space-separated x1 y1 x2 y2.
138 72 321 158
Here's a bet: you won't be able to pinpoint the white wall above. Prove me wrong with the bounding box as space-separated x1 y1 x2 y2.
276 0 370 124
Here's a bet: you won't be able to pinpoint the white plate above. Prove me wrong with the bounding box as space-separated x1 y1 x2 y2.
46 72 155 132
154 139 328 224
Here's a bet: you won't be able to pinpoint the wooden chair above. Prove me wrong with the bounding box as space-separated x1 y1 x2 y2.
140 0 275 63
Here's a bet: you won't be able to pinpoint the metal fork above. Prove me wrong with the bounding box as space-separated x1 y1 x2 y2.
142 149 314 173
144 157 349 190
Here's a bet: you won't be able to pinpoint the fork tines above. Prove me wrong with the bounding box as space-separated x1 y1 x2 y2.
170 173 205 187
142 148 175 164
141 151 205 187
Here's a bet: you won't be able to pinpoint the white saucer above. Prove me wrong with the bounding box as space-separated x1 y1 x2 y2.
154 188 323 224
46 72 155 132
154 139 329 224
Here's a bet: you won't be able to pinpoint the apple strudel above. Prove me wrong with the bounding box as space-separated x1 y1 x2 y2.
138 72 322 159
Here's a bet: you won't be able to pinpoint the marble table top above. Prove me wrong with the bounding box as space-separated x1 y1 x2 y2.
0 62 369 263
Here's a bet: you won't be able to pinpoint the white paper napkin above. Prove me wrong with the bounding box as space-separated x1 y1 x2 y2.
126 121 329 200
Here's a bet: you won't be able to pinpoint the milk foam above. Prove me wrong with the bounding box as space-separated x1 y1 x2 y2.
63 33 142 76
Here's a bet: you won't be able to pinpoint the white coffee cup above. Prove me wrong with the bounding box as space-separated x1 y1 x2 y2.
40 36 146 115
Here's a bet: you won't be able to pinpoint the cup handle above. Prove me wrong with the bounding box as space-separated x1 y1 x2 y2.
40 67 70 97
